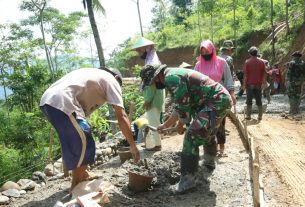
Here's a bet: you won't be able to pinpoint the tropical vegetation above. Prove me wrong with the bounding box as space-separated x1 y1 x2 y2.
0 0 304 185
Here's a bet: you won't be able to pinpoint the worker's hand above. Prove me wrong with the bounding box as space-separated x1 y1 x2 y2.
143 102 151 110
129 145 140 163
261 82 268 90
157 124 167 134
176 122 185 135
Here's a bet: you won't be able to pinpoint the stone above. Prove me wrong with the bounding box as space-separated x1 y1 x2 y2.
44 163 60 176
0 195 9 205
17 179 36 191
32 171 47 184
2 189 20 198
1 181 20 191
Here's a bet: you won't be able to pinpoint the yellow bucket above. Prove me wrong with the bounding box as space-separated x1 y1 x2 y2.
134 117 149 129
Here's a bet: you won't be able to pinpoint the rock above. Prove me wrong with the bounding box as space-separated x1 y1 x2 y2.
0 195 9 205
1 181 20 191
19 190 26 195
101 148 112 156
48 173 65 181
17 179 36 191
32 171 47 184
44 163 60 176
2 189 20 198
95 149 103 157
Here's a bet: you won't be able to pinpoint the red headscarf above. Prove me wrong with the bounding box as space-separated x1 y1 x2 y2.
194 40 226 82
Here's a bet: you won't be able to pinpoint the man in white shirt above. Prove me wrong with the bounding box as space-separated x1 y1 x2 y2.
40 67 140 191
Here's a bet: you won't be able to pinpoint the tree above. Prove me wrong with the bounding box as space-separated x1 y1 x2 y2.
82 0 106 67
198 0 218 41
285 0 290 36
0 24 12 106
270 0 275 62
21 3 85 73
151 0 167 31
303 0 305 24
20 0 55 80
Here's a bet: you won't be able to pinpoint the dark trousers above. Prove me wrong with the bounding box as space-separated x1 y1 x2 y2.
246 85 262 106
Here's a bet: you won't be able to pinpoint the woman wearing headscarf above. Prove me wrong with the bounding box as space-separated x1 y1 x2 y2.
195 40 236 159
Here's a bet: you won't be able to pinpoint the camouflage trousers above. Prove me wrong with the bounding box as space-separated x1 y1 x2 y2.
287 82 302 114
182 107 230 157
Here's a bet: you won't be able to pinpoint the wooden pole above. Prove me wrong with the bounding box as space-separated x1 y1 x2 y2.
48 128 54 163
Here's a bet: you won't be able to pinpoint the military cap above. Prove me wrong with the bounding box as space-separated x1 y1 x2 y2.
220 40 235 50
144 64 168 85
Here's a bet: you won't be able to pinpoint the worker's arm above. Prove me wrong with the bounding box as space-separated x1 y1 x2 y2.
112 105 140 162
223 63 237 105
157 112 185 135
261 65 268 90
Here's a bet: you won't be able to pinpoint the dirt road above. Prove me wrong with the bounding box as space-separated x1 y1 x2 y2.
244 114 305 207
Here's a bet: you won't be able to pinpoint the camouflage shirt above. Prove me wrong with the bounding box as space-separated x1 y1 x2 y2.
286 57 305 84
220 53 234 76
164 68 232 123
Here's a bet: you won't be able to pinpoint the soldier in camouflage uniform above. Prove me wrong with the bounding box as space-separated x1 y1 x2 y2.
220 40 235 76
286 51 305 114
146 64 232 193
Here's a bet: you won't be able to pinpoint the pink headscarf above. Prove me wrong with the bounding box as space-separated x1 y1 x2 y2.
194 40 226 82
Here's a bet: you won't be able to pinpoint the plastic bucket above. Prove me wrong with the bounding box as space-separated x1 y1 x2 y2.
128 171 154 192
118 147 132 163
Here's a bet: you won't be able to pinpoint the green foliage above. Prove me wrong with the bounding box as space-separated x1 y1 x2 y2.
88 105 110 139
6 60 51 112
0 147 22 185
87 83 144 140
122 83 144 121
0 107 55 184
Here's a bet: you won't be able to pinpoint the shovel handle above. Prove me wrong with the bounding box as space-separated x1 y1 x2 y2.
147 125 157 131
144 158 149 169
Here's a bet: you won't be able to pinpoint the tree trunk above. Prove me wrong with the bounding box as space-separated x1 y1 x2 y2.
285 0 290 36
136 0 144 36
210 13 213 42
35 1 55 81
0 67 9 114
86 0 105 67
303 0 305 24
233 0 237 58
270 0 275 63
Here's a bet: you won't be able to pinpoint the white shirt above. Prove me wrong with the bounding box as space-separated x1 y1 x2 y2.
40 68 123 119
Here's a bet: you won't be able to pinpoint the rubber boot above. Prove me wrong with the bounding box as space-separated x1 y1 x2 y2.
170 153 198 194
258 105 263 121
203 139 217 170
245 105 252 120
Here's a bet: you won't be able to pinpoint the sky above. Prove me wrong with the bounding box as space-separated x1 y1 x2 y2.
0 0 155 59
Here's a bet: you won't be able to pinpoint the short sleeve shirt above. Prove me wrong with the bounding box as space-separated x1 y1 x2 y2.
243 57 266 85
40 68 123 119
